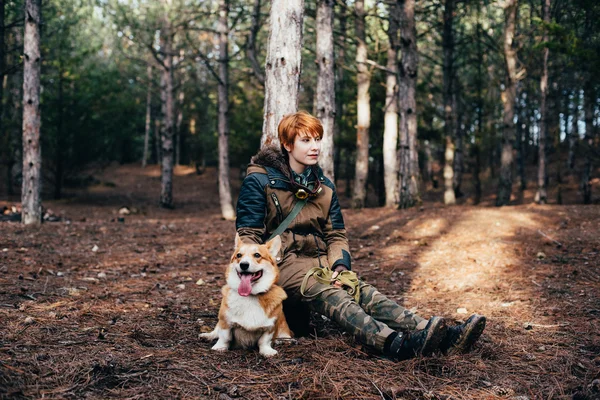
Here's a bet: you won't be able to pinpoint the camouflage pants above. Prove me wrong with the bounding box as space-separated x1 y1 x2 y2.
299 279 426 352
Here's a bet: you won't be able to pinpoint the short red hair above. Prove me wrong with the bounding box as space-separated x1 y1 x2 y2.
278 111 323 151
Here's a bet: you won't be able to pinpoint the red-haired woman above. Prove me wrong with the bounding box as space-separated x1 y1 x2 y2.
235 111 486 359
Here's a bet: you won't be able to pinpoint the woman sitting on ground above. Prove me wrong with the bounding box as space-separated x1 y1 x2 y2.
235 111 486 359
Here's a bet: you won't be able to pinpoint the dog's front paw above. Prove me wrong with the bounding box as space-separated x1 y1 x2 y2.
211 343 229 352
259 347 278 357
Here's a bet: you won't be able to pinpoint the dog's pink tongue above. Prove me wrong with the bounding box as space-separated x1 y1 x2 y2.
238 274 253 296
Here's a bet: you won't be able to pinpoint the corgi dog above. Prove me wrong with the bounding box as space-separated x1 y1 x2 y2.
199 234 292 357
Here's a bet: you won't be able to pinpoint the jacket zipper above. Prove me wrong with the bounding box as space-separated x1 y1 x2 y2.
270 193 283 223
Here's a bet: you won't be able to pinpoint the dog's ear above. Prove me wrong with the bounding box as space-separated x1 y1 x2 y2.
234 232 241 248
265 235 281 259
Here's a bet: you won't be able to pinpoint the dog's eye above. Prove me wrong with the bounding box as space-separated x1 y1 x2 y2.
236 253 242 258
254 253 261 258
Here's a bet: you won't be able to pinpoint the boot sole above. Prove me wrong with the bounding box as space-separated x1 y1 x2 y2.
447 314 486 355
420 316 447 356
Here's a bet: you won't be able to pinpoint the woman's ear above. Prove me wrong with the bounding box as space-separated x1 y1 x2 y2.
283 143 292 153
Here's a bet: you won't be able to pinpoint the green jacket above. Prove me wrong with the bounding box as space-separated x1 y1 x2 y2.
235 146 351 271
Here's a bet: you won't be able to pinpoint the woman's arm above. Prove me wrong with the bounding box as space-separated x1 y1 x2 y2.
235 173 268 244
323 188 352 271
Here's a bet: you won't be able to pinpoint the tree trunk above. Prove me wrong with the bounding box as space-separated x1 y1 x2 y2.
453 94 464 198
397 0 420 209
54 61 64 200
142 65 152 168
21 0 42 226
535 0 550 204
315 0 335 181
442 0 455 205
261 0 304 147
154 118 161 164
581 84 594 204
0 0 5 143
175 80 184 166
423 140 433 188
247 0 265 85
217 0 235 220
569 88 578 171
473 0 483 205
443 135 455 204
159 17 175 209
518 85 527 191
351 0 370 209
383 1 399 207
333 0 347 184
496 0 519 206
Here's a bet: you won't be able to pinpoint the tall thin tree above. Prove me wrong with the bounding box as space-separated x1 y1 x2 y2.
142 64 152 168
261 0 305 147
383 0 399 208
247 0 265 85
496 0 519 206
581 83 594 204
217 0 235 220
569 86 578 171
352 0 370 209
535 0 550 204
159 6 175 209
315 0 335 181
334 0 347 184
397 0 420 209
442 0 456 205
21 0 42 225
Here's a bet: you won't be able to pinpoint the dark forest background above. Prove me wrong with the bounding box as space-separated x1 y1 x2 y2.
0 0 598 206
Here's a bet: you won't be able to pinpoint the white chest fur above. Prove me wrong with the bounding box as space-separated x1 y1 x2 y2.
225 291 275 332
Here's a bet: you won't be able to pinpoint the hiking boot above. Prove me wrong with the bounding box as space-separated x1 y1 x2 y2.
439 314 486 354
388 316 447 360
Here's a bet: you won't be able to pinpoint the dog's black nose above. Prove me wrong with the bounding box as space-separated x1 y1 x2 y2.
240 262 250 271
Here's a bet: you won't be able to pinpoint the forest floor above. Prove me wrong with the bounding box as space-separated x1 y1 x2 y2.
1 163 599 399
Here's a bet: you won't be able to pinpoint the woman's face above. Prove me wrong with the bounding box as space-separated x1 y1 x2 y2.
284 133 322 173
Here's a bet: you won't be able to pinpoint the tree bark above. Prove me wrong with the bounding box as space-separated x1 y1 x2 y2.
397 0 420 209
535 0 550 204
351 0 370 209
142 65 152 168
21 0 42 225
217 0 235 220
442 0 455 205
261 0 304 147
496 0 519 206
159 15 175 209
383 0 399 208
315 0 335 181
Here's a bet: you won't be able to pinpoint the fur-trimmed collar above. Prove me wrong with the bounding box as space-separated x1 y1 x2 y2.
250 146 290 176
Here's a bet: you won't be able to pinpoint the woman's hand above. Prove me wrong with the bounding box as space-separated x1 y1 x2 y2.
331 265 349 288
